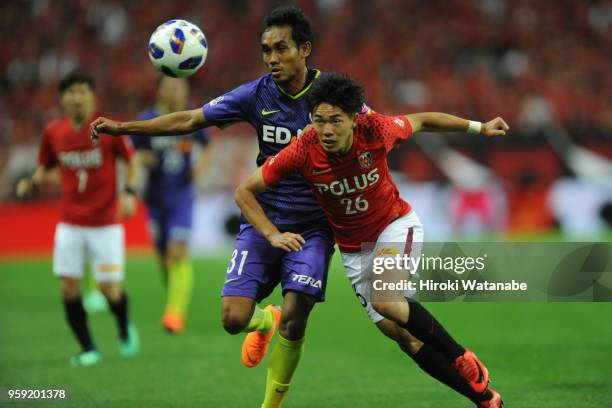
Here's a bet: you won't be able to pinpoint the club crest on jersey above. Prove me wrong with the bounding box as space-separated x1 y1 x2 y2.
358 151 372 169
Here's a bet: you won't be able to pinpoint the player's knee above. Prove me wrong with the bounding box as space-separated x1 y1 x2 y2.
99 282 122 302
372 301 394 320
59 277 81 300
372 300 408 325
221 308 249 335
278 316 307 340
166 242 188 264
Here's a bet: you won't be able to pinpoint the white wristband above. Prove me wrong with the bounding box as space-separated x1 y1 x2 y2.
467 120 482 134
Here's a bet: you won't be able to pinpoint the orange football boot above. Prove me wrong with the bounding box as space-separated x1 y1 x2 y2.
452 349 490 394
478 388 503 408
241 305 281 367
162 312 185 334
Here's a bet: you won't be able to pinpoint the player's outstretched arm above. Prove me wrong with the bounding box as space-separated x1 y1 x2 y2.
90 108 208 140
405 112 509 137
235 168 305 252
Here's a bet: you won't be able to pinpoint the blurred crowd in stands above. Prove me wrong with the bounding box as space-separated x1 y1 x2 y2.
1 0 611 235
2 0 610 144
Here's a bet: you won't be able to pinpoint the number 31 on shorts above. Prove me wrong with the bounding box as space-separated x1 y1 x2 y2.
227 249 249 275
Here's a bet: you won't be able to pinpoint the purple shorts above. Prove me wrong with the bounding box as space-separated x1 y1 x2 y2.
147 199 193 251
222 222 335 302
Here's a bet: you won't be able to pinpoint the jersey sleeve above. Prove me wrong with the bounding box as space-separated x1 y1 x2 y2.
38 128 56 168
113 135 135 160
367 112 413 152
261 130 312 186
201 82 255 128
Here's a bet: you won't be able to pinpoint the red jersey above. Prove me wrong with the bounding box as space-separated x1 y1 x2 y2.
38 114 134 226
262 112 413 252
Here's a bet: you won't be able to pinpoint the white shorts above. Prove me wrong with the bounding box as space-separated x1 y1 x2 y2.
341 211 424 323
53 222 125 282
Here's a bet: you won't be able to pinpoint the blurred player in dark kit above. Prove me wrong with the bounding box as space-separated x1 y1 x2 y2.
131 76 210 334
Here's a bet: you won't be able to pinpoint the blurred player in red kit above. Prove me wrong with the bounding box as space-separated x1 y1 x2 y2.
17 71 140 366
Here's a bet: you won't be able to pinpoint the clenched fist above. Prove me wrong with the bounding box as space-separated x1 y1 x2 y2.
118 192 137 218
481 117 510 137
90 117 122 140
16 178 36 199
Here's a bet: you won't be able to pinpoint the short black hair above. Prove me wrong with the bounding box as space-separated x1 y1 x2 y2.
262 5 313 47
308 73 365 116
58 71 95 93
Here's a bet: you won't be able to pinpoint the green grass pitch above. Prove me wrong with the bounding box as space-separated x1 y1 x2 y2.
1 254 611 407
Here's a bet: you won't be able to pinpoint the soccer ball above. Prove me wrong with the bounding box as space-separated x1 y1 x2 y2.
148 19 208 78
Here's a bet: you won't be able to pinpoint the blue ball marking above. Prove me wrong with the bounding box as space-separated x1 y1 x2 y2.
170 28 185 54
161 66 177 77
178 56 203 70
190 28 208 48
148 43 164 59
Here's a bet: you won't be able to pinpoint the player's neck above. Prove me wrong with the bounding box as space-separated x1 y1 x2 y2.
282 66 308 96
68 114 89 131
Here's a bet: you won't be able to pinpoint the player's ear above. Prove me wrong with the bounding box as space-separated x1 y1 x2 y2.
300 41 312 59
351 114 357 129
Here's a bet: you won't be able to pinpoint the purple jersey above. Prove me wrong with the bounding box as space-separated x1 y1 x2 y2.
202 69 325 227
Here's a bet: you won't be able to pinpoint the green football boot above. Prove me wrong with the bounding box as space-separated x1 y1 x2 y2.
83 290 109 315
119 323 140 357
69 350 102 367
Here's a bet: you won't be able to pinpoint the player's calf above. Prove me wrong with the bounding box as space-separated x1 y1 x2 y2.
277 314 308 341
371 299 409 326
277 291 316 341
375 318 423 355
